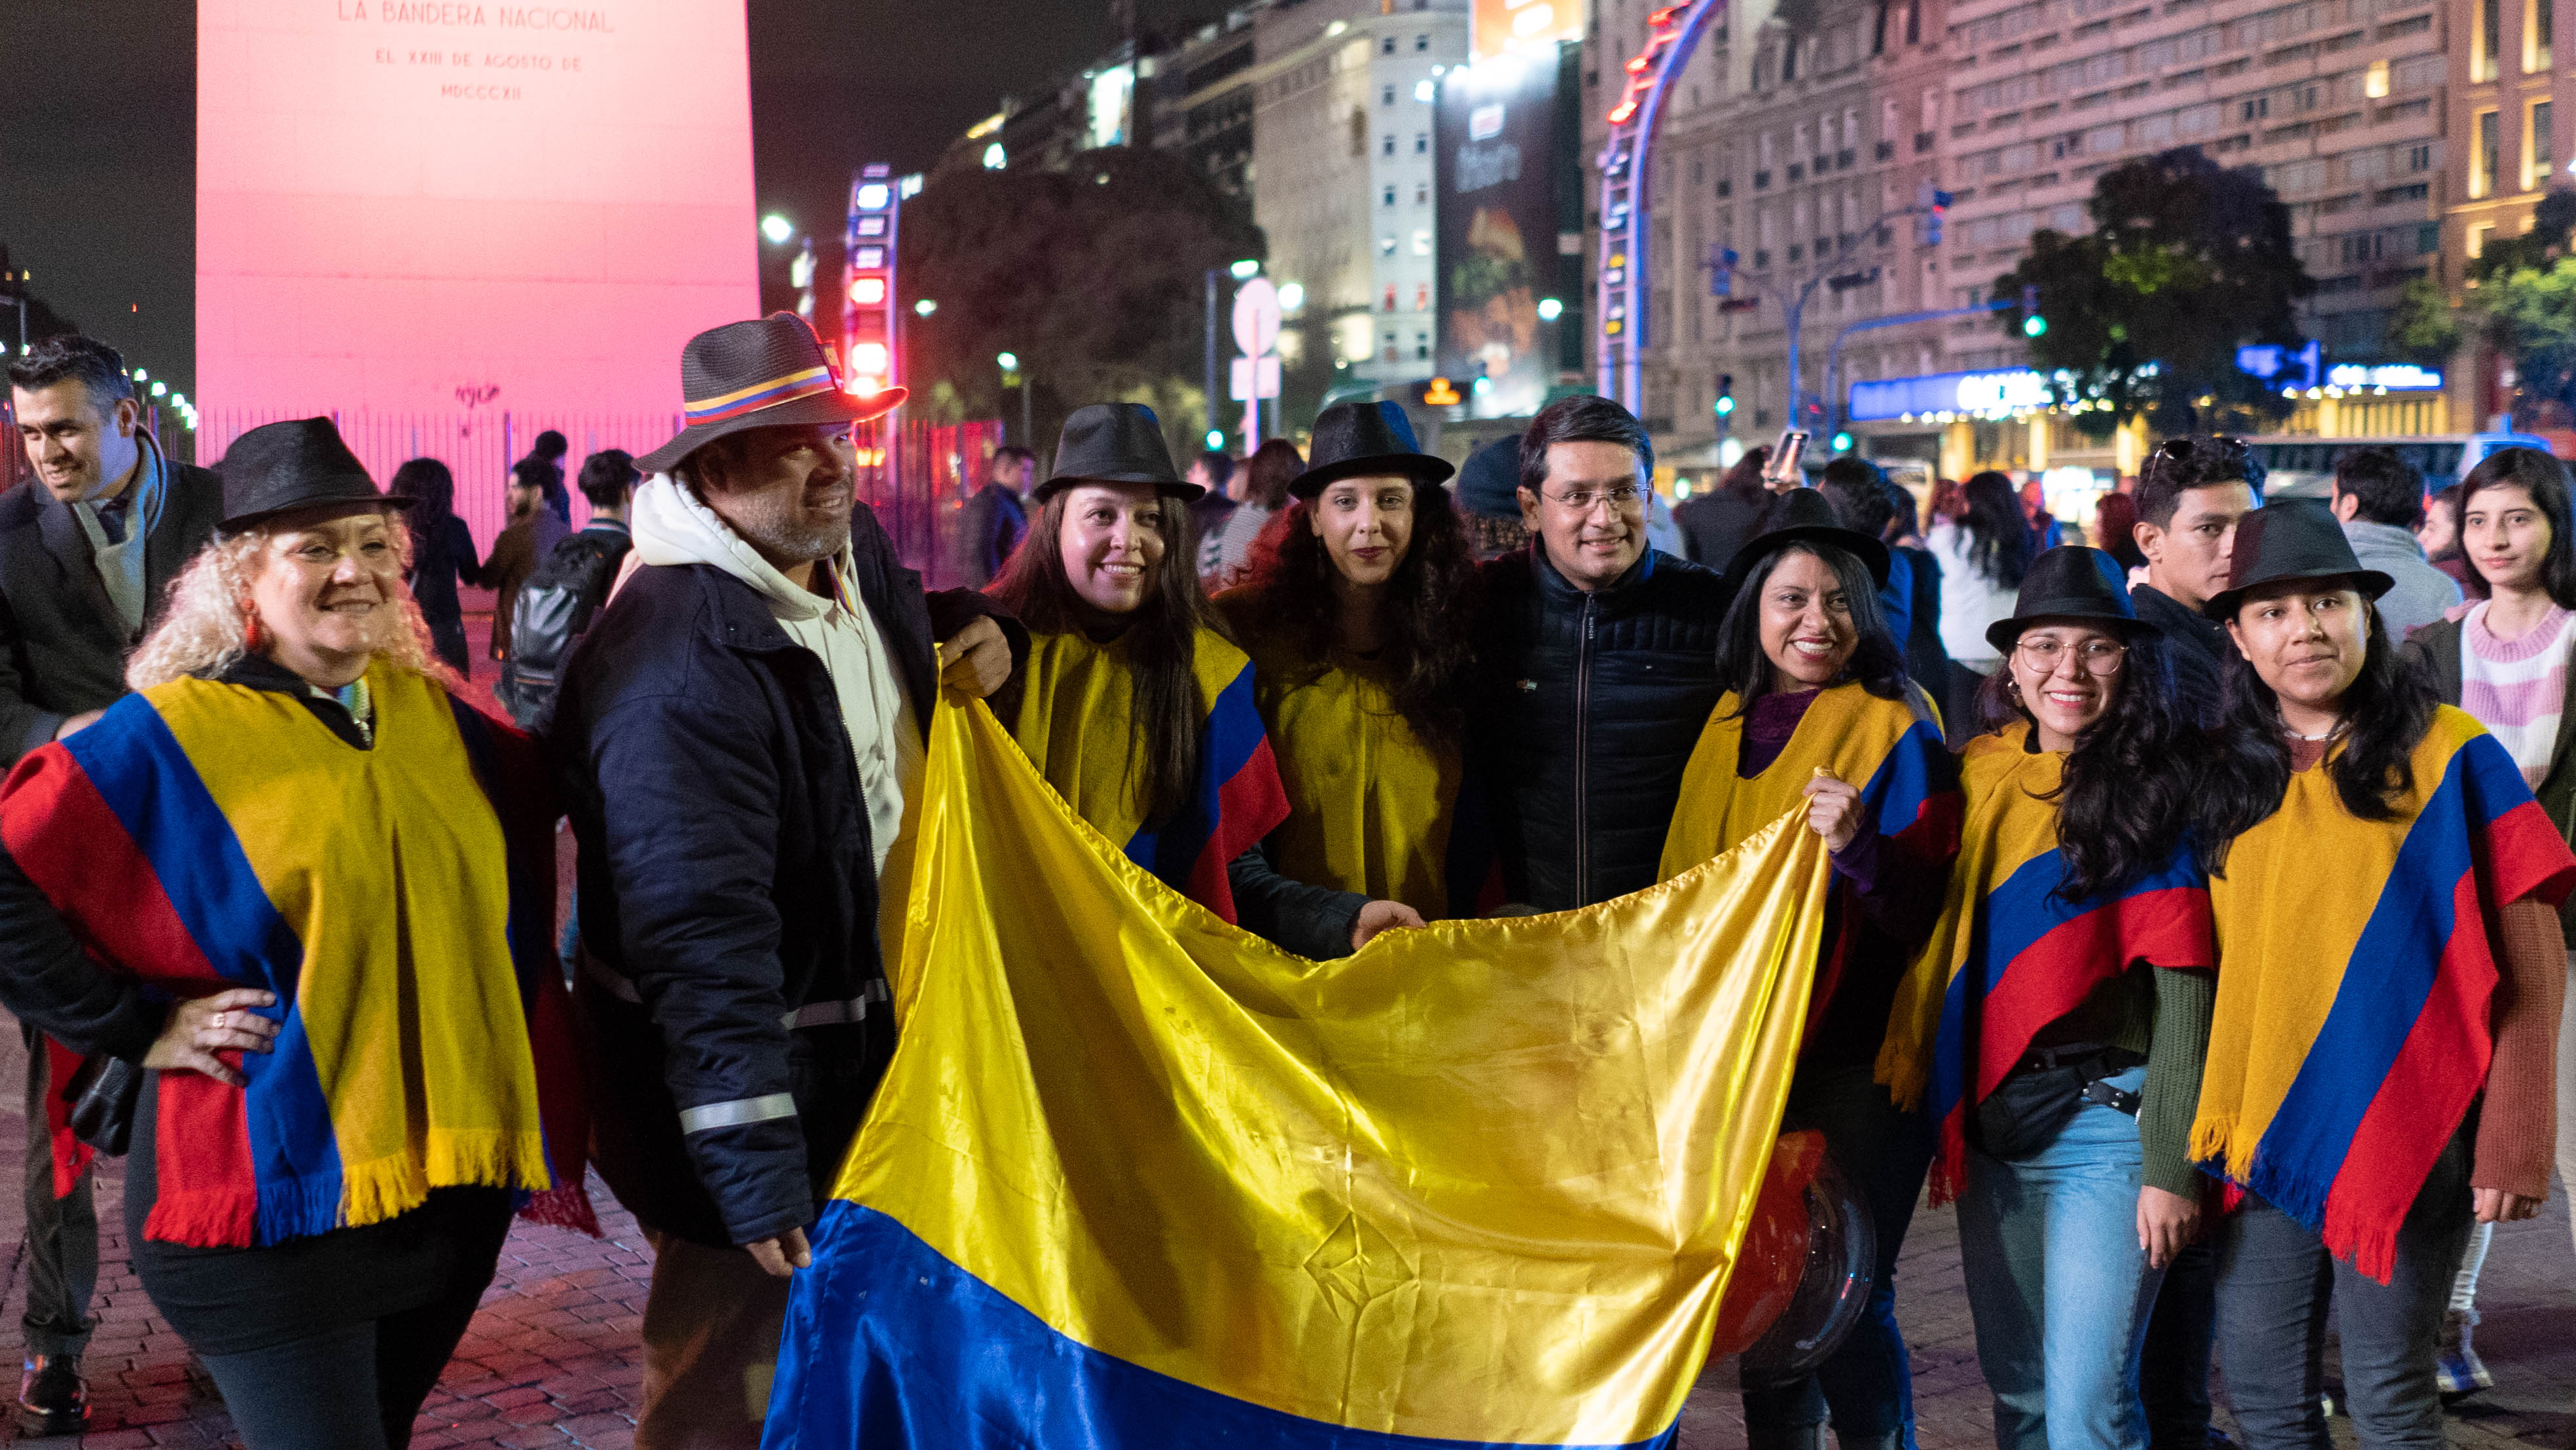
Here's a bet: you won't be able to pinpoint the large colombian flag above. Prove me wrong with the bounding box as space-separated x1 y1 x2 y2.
764 694 1834 1449
2192 708 2576 1281
1876 724 2214 1203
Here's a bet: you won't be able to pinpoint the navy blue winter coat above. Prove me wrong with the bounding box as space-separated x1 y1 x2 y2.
550 503 1020 1248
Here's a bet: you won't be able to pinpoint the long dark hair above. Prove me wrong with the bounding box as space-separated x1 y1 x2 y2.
1236 480 1480 742
1713 542 1910 715
389 458 457 556
988 486 1232 828
2458 446 2576 608
1977 629 2194 900
2195 597 2437 868
1959 472 2034 589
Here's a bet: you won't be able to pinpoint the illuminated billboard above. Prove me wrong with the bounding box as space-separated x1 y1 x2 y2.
196 0 759 422
1474 0 1585 60
1435 52 1560 419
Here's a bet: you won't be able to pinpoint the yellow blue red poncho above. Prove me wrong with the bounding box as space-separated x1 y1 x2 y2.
1879 722 2215 1202
0 664 592 1247
2193 707 2575 1279
1010 627 1291 922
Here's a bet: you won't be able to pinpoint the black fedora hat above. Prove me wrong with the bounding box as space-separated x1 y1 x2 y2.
1289 401 1455 499
2200 497 2394 620
1985 545 2162 655
219 418 412 534
1034 403 1200 501
636 313 906 474
1719 486 1892 602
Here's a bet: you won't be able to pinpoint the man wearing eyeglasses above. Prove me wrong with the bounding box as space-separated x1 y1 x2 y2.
2129 436 2264 728
1467 395 1732 911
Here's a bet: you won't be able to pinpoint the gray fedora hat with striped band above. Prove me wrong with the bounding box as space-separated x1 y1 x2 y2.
637 313 907 474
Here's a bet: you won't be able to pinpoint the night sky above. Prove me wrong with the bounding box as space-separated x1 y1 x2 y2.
0 1 1124 398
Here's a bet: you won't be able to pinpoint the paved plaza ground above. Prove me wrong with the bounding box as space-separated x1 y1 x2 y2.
0 595 2567 1448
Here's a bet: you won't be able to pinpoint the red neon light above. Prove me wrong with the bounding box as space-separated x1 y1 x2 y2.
848 276 887 306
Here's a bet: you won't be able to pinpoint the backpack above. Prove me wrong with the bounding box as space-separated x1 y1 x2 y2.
500 527 632 730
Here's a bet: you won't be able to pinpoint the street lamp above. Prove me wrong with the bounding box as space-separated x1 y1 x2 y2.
998 353 1031 448
760 213 796 245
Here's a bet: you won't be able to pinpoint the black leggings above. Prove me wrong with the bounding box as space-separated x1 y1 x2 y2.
194 1240 499 1450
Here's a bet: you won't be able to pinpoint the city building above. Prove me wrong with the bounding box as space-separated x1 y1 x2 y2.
1593 0 2490 484
1250 0 1473 386
2440 0 2573 429
1154 9 1263 200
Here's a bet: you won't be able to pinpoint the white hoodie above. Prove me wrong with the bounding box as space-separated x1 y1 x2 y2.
630 474 924 881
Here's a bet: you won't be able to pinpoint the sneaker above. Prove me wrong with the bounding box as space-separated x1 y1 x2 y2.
2436 1308 2493 1401
16 1354 88 1437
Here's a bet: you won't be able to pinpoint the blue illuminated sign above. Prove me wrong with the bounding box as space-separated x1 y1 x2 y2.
1848 368 2052 422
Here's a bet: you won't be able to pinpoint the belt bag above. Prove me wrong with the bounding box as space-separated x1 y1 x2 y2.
1975 1046 2139 1161
62 1053 143 1158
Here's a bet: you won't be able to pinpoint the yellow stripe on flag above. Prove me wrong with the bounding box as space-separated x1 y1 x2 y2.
837 693 1831 1445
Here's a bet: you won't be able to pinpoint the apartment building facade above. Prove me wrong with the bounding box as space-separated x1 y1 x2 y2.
2441 0 2572 428
1594 0 2477 477
1251 0 1473 385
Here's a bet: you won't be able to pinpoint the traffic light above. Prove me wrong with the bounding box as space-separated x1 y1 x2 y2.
842 163 901 397
1831 430 1854 453
1918 183 1952 247
1709 245 1738 298
1713 372 1735 429
2020 284 2048 338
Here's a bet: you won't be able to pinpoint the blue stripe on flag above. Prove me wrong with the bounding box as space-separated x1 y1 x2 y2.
763 1201 1683 1450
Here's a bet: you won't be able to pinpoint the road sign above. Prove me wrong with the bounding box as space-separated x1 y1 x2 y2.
1231 278 1281 358
1229 355 1281 400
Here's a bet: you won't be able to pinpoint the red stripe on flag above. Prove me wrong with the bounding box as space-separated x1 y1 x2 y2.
1976 885 2215 1100
141 1072 260 1247
1185 737 1291 926
1 749 228 990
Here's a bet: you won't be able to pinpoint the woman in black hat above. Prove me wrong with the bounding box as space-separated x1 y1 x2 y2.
0 417 591 1450
1657 488 1961 1450
1214 402 1480 934
989 403 1418 951
2190 498 2571 1450
1879 546 2214 1450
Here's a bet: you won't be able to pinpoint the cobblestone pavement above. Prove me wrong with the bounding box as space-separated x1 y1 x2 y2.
1 605 2567 1449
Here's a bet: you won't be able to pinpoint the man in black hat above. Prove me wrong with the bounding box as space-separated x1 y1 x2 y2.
550 314 1024 1449
2 333 222 1436
1467 393 1732 910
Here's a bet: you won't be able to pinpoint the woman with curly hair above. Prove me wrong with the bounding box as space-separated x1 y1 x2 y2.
1880 546 2215 1450
1216 401 1480 930
0 418 590 1450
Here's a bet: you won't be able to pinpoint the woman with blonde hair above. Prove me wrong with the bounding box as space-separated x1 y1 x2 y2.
0 418 590 1450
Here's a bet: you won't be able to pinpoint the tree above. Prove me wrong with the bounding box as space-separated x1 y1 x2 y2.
2391 188 2576 428
897 149 1262 462
1992 147 2314 438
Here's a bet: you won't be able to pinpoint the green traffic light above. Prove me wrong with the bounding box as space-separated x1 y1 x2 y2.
2024 315 2048 338
1831 431 1854 452
1715 396 1736 415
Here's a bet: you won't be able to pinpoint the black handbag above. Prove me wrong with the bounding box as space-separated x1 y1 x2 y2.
60 1053 142 1157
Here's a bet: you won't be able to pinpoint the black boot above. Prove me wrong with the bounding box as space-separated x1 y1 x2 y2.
16 1354 88 1436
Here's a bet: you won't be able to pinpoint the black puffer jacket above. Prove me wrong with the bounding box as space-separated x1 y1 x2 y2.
1469 544 1731 910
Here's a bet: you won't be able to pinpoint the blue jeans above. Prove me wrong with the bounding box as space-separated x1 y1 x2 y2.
1956 1065 2162 1450
2211 1129 2472 1450
1743 1063 1937 1446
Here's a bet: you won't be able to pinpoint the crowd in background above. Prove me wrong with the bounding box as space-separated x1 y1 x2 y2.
0 315 2569 1450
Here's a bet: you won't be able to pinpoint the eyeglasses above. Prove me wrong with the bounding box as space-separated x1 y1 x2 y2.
1542 484 1648 513
2015 637 2128 673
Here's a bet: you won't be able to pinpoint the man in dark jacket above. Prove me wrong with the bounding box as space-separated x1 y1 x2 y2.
2130 436 2264 728
956 444 1031 588
552 315 1020 1449
1469 395 1731 910
4 334 222 1435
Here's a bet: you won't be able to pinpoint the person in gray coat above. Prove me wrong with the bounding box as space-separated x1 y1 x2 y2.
2332 445 2460 640
3 333 223 1435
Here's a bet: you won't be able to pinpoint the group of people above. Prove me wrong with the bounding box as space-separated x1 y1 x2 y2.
0 312 2568 1450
